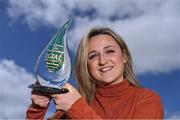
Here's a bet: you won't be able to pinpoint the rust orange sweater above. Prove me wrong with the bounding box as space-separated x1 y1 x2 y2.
26 80 164 119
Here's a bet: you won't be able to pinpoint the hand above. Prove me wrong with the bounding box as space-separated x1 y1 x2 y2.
31 92 51 108
51 83 81 111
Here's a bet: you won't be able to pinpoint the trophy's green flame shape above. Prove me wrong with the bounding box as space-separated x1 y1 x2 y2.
34 18 72 87
45 19 71 72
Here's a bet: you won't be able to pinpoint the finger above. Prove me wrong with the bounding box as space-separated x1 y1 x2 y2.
53 98 59 105
51 94 61 99
52 96 62 106
63 83 71 88
51 94 58 98
63 83 73 92
55 104 61 110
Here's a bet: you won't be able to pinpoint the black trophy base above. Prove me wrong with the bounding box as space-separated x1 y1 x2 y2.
28 84 69 95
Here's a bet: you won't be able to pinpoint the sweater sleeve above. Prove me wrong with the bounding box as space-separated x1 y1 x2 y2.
67 97 102 119
26 103 66 119
47 110 65 120
26 103 48 119
133 89 164 119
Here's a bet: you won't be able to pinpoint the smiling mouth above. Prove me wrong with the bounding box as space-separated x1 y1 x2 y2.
99 66 113 72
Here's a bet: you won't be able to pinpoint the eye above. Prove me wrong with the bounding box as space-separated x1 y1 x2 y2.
106 49 115 54
88 53 98 60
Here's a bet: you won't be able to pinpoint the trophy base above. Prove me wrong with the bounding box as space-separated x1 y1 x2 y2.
28 84 69 95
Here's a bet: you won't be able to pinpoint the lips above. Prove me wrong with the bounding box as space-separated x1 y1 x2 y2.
99 66 113 72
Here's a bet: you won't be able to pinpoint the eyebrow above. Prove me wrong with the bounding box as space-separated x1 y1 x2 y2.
88 45 115 55
104 45 115 49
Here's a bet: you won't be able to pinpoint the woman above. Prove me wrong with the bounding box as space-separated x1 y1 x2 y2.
26 27 164 119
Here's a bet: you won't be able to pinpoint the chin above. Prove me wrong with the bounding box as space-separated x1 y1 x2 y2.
103 77 123 85
97 79 118 86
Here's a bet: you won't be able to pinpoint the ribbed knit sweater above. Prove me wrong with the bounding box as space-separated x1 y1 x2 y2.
26 80 163 119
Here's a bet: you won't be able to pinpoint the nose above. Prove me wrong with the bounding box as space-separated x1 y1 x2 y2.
98 54 108 66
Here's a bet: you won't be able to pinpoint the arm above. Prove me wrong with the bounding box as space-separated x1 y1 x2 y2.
51 83 102 119
26 104 66 119
47 110 65 120
133 89 164 119
26 103 48 119
26 92 51 119
67 97 102 119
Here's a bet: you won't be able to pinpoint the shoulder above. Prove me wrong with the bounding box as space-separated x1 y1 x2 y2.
136 87 160 97
134 87 162 105
129 87 164 118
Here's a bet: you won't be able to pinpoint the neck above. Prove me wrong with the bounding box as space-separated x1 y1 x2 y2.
96 76 124 87
96 79 130 97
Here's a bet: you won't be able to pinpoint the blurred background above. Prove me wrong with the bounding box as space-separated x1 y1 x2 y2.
0 0 180 119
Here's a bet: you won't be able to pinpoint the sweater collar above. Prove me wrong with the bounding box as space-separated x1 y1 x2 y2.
96 80 130 97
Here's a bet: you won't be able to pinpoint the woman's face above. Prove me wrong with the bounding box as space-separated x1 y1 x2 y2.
87 34 126 85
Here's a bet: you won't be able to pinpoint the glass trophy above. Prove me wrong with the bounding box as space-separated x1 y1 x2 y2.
28 19 72 94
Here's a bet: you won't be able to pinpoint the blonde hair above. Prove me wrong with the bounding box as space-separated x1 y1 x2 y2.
75 27 141 103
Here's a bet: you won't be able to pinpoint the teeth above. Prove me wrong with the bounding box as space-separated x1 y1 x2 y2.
100 66 113 72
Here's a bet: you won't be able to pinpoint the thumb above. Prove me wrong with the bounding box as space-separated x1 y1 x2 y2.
63 83 74 92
